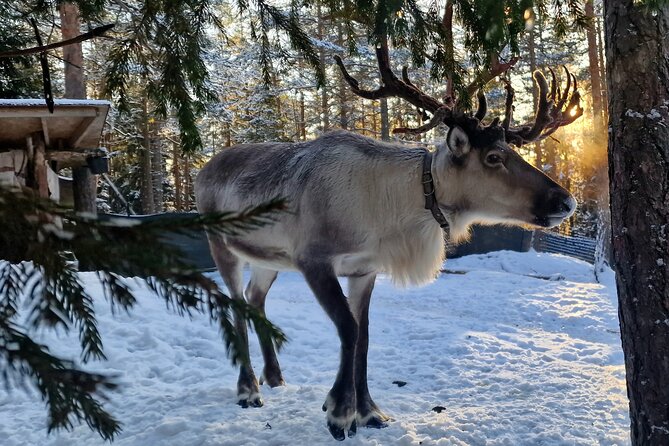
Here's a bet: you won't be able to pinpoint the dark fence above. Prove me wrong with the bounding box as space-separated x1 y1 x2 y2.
531 230 597 263
447 225 534 258
98 212 215 270
98 214 597 268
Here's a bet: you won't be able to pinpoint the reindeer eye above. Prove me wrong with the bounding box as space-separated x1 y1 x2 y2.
485 153 504 166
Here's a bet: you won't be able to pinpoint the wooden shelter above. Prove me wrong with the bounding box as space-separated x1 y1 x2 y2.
0 98 110 202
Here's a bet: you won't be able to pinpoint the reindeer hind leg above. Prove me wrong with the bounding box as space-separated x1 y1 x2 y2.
207 234 263 408
348 273 391 428
245 266 285 388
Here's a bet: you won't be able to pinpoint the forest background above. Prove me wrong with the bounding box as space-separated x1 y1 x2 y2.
0 0 610 243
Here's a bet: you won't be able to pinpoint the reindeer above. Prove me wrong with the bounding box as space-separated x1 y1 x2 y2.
194 44 582 441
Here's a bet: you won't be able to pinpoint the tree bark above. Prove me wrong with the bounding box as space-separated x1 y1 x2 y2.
183 155 191 210
586 0 604 129
140 95 154 214
59 2 96 214
442 0 454 99
172 141 182 211
596 14 609 120
604 1 669 444
300 92 306 140
527 20 542 167
337 24 348 129
317 3 329 131
380 98 390 140
151 122 163 212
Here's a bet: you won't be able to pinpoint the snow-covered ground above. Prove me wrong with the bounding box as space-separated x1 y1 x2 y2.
1 251 629 445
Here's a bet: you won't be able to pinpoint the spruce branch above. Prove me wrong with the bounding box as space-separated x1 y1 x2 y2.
0 185 287 439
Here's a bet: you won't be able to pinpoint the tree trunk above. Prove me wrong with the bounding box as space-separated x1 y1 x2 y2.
317 3 329 131
140 96 154 214
527 25 539 110
372 102 378 135
172 141 182 211
527 19 542 167
596 14 609 120
604 1 669 444
59 4 85 98
442 0 454 99
225 122 232 147
337 24 348 129
380 98 390 140
300 92 306 140
59 2 96 214
360 100 366 136
586 0 604 129
183 155 192 210
151 122 163 212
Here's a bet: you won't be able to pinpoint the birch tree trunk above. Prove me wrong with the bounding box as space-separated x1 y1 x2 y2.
604 1 669 444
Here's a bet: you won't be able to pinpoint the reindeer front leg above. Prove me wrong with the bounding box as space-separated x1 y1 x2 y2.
349 273 391 428
299 260 358 441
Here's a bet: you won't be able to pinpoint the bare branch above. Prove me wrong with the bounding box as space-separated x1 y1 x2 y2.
465 55 520 98
0 24 114 59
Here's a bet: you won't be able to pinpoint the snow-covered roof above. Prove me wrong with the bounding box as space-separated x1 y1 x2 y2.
0 98 111 154
0 98 112 107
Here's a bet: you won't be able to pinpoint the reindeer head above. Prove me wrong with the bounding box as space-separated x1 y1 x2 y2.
432 123 576 238
335 45 582 237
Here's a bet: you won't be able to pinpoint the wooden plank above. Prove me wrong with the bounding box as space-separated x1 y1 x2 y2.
33 132 49 198
45 150 87 165
0 108 98 118
40 117 50 146
68 116 96 148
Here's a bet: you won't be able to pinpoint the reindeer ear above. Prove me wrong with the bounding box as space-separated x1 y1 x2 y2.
446 126 471 158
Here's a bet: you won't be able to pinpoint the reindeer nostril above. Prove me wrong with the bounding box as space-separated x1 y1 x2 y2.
546 188 576 216
562 195 577 215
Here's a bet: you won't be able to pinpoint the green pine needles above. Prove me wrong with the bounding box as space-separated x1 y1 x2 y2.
0 186 287 440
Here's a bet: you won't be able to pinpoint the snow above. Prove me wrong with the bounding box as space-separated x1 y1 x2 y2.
624 109 644 119
1 250 630 445
647 109 662 120
0 98 112 107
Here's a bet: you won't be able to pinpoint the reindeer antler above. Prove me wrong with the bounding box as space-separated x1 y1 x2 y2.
504 66 583 146
335 45 583 145
334 44 444 114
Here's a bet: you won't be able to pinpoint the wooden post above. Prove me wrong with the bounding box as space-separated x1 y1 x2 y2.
25 132 49 198
34 133 48 198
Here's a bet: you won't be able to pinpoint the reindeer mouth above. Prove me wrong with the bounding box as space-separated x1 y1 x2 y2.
533 213 572 228
533 195 577 228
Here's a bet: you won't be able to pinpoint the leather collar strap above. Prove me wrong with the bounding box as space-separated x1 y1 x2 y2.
422 150 450 231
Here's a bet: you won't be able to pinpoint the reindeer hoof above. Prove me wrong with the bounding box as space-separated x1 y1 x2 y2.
237 392 263 408
348 420 357 437
326 420 356 441
260 371 285 388
328 422 346 441
364 416 388 429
